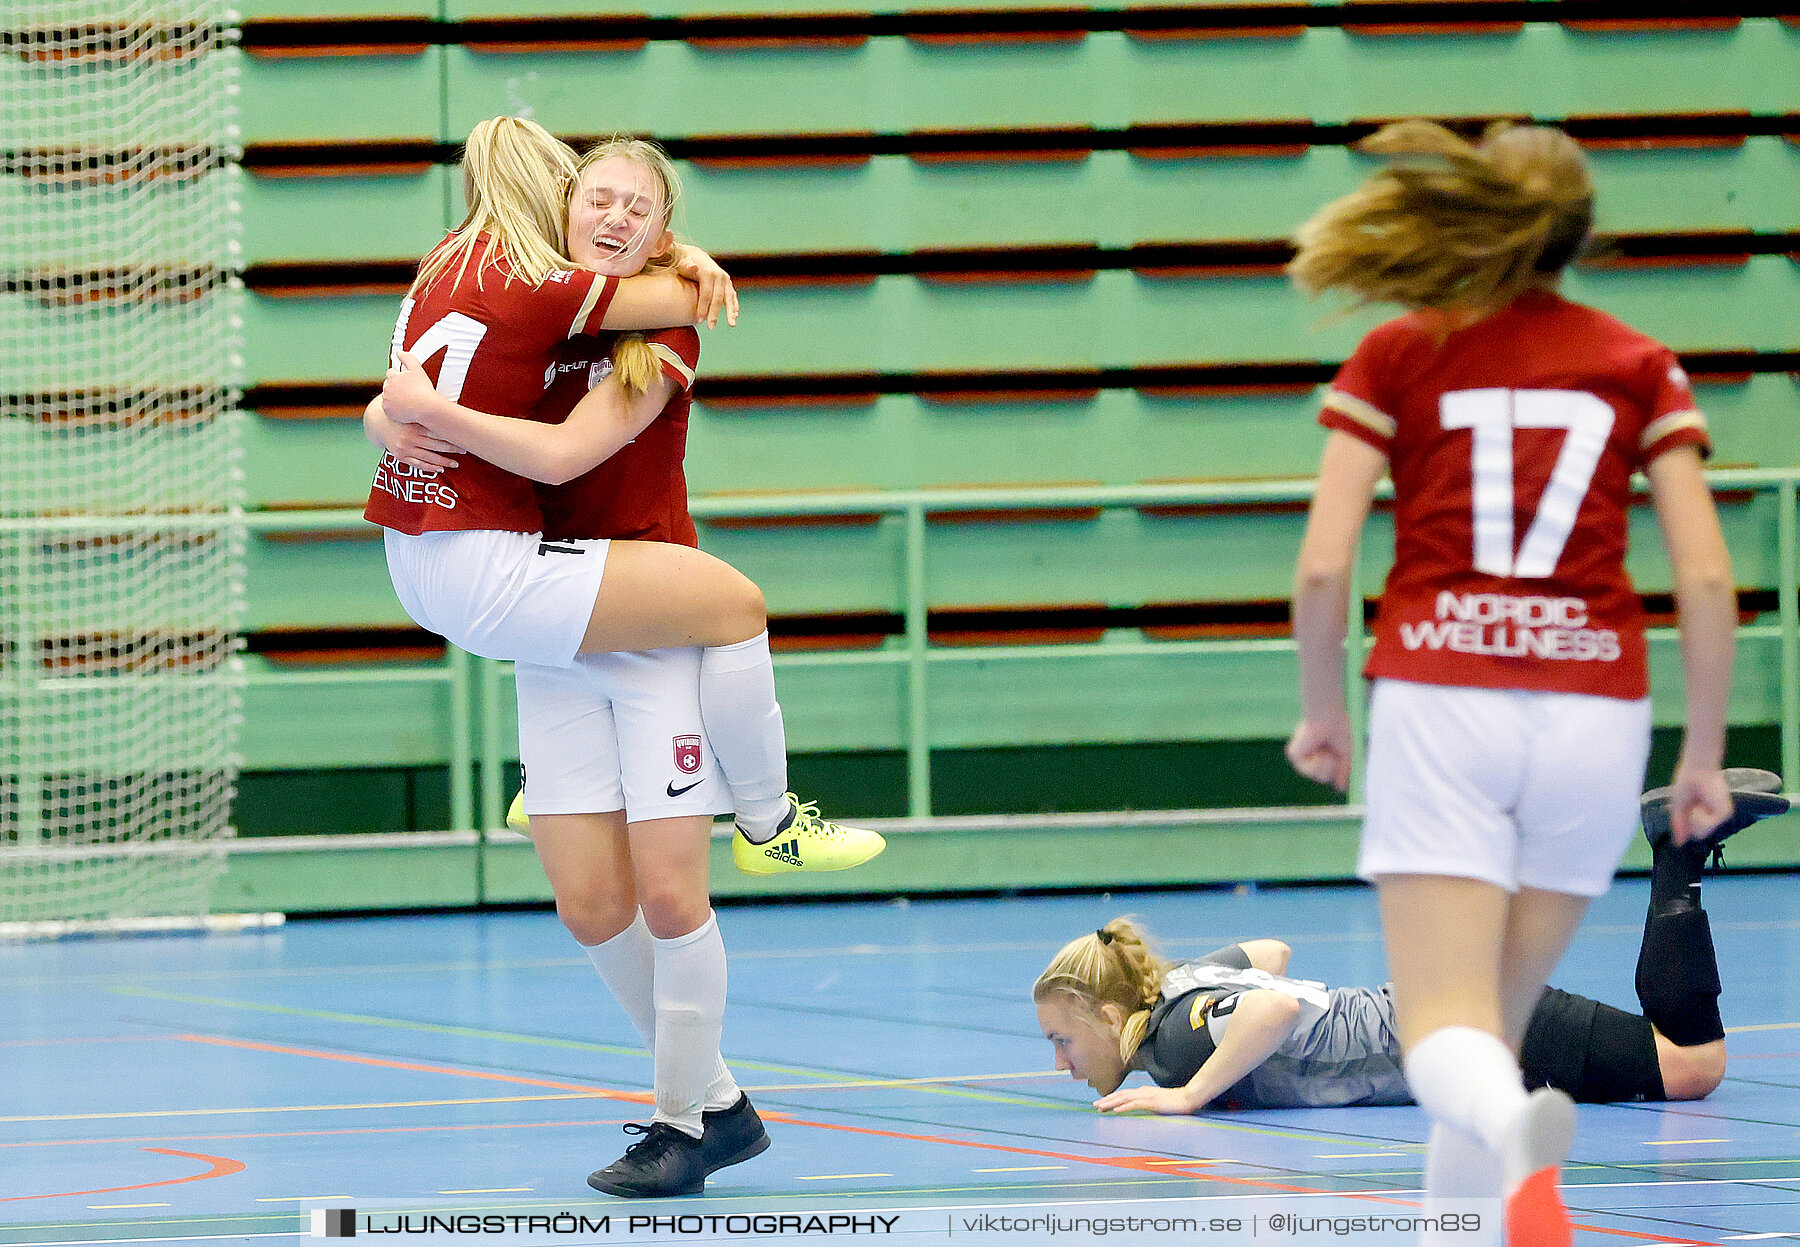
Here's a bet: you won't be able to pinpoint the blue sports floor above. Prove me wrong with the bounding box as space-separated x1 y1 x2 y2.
3 877 1798 1246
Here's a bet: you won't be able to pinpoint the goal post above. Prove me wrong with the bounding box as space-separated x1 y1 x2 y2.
1 2 246 928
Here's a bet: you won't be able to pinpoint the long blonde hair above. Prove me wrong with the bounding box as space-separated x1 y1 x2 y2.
1288 120 1594 313
1033 917 1169 1062
411 116 579 298
574 135 688 397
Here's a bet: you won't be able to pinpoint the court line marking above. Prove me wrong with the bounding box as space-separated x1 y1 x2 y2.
438 1188 532 1194
1 1117 645 1149
0 1091 623 1125
87 1203 172 1209
1317 1153 1406 1159
1646 1139 1732 1146
107 993 1421 1149
113 990 993 1086
796 1173 893 1181
1 1148 245 1205
175 1032 654 1101
20 1030 1761 1244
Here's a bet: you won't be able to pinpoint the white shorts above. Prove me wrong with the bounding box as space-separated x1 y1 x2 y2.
384 529 608 668
1359 678 1651 897
515 646 731 823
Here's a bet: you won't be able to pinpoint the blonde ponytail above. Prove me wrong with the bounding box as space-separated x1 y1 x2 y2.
412 116 579 299
1288 120 1594 313
1033 917 1169 1062
609 333 663 395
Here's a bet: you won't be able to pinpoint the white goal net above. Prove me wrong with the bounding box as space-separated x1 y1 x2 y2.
1 1 245 928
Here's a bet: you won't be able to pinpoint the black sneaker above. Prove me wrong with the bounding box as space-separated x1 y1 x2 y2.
700 1094 770 1175
587 1121 706 1198
1641 767 1789 862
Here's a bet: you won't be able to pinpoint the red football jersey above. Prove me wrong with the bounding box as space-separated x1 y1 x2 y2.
1319 289 1710 700
364 233 619 535
535 326 701 546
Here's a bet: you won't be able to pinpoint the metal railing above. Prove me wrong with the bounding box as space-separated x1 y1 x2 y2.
225 468 1800 841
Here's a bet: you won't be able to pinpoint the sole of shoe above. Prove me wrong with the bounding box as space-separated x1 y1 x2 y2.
732 838 886 876
586 1170 705 1198
703 1131 771 1176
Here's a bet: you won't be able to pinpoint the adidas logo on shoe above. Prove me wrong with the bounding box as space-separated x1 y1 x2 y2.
731 794 886 876
763 838 804 867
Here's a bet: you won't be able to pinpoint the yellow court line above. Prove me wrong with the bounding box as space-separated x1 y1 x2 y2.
1725 1020 1800 1033
1644 1139 1731 1146
1317 1153 1407 1159
88 1203 170 1210
440 1188 532 1195
797 1174 894 1181
0 1092 607 1125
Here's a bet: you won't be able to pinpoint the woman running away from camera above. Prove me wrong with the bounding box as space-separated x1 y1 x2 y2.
1280 120 1737 1247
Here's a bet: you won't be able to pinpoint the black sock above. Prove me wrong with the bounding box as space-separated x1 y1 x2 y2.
1635 907 1725 1046
1648 841 1705 916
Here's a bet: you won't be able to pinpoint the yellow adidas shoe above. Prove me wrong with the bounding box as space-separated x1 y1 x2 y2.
732 794 886 876
506 790 531 835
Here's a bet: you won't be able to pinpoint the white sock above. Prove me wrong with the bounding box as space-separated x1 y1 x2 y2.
1403 1026 1530 1160
1420 1123 1501 1247
582 912 738 1114
651 912 737 1137
699 632 791 839
581 912 658 1050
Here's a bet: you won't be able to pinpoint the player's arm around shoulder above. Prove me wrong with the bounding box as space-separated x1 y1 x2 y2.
1645 443 1736 840
542 368 682 484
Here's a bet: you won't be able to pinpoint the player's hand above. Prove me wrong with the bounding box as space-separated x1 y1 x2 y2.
1666 764 1733 846
1286 715 1354 792
671 242 739 329
383 351 443 426
385 424 464 472
1094 1085 1204 1115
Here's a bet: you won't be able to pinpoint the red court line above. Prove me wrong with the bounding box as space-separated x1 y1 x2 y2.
2 1118 645 1149
776 1115 1412 1203
162 1033 1721 1243
171 1032 653 1103
0 1147 244 1204
0 1036 167 1048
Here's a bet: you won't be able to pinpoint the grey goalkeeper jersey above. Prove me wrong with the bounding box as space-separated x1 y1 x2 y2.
1130 947 1413 1110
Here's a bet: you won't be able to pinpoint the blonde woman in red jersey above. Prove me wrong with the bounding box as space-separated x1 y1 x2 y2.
365 117 883 879
370 137 880 1197
1283 121 1736 1246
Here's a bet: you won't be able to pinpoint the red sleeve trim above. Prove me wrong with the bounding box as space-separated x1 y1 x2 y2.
1319 406 1392 455
571 273 619 338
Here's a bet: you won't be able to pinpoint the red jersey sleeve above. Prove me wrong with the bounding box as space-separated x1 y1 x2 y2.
1636 348 1711 466
641 325 699 393
530 266 620 340
1319 319 1406 454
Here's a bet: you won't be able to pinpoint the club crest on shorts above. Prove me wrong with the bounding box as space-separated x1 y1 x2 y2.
673 735 702 774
